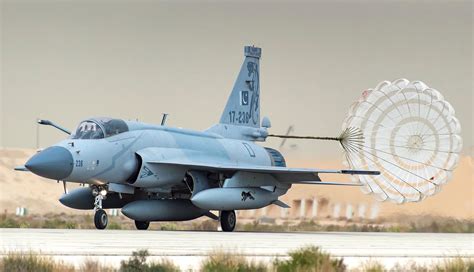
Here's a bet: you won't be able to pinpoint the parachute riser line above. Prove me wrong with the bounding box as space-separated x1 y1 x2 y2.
267 135 340 141
267 127 365 154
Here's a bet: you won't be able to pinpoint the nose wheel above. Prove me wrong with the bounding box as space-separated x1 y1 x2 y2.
94 209 108 229
220 210 236 232
92 186 108 230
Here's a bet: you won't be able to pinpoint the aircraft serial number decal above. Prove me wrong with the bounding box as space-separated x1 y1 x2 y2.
228 111 251 124
75 160 83 167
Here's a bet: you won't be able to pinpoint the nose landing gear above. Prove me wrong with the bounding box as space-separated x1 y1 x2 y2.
94 209 108 229
92 186 108 230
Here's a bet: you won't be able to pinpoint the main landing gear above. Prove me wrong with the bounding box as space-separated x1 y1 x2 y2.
92 187 108 230
220 210 236 232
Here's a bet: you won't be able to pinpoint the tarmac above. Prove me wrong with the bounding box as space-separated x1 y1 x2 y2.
1 228 473 270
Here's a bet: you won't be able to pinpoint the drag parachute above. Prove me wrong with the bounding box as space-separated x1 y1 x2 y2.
268 78 463 203
341 79 462 203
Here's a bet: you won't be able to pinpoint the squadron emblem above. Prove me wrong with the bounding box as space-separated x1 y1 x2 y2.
241 191 255 202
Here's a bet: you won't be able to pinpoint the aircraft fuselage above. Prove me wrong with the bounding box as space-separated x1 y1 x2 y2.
40 122 276 188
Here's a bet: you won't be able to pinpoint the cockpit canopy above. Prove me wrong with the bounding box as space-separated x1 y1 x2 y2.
71 118 129 139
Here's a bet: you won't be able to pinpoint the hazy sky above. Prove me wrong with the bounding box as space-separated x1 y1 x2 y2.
1 0 472 160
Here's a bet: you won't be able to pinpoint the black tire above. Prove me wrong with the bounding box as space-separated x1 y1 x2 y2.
220 210 236 232
135 221 150 230
94 209 108 230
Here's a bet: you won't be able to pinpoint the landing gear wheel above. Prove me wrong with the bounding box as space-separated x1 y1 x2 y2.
220 210 236 232
135 221 150 230
94 209 108 229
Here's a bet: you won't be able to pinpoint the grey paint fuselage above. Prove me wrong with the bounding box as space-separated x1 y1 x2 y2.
60 122 272 187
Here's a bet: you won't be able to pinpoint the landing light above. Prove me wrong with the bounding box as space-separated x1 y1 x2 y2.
100 189 107 196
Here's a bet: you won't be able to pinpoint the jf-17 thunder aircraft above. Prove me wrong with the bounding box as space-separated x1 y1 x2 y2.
16 46 379 232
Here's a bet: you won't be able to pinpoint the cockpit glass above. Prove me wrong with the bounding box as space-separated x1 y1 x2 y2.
72 121 104 139
71 118 129 140
102 119 129 137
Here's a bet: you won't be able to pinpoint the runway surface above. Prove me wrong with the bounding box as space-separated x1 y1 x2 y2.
1 228 473 270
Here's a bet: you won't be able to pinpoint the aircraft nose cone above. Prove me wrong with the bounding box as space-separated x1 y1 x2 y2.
25 146 74 180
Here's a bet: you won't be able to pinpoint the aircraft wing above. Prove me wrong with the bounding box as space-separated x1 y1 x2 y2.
148 160 379 184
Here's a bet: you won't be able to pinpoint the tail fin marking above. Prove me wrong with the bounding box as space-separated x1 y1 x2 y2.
219 46 261 128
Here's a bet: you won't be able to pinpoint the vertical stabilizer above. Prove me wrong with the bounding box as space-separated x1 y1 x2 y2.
206 46 268 141
219 46 261 128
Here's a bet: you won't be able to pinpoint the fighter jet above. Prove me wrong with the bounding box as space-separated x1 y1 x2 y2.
15 46 378 231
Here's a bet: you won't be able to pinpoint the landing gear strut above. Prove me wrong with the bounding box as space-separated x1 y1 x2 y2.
220 210 236 232
92 187 108 230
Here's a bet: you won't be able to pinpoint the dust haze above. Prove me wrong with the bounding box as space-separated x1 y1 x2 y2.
1 0 472 161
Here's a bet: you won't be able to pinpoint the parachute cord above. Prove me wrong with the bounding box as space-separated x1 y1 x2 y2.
268 127 365 154
267 134 340 141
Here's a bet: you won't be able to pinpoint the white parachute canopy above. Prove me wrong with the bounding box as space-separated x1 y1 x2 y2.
342 79 462 203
